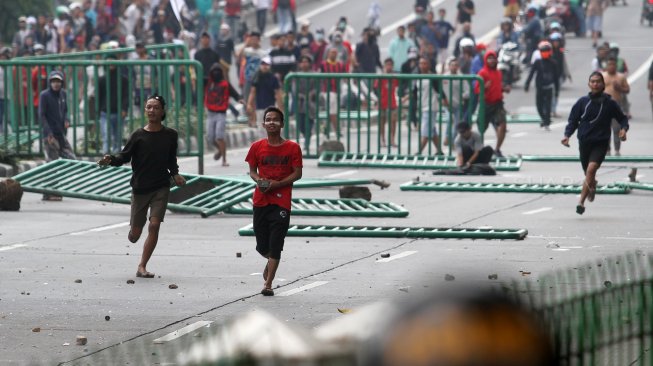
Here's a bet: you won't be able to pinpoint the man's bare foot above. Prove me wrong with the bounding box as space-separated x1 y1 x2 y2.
222 161 230 167
136 268 155 278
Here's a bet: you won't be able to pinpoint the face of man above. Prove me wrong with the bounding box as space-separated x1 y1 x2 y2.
384 60 394 73
260 62 271 73
50 79 63 91
200 35 210 48
606 60 617 74
327 48 338 61
299 58 311 71
438 9 446 19
588 74 605 94
263 110 283 132
397 27 405 38
418 58 430 73
459 128 472 139
145 99 164 122
448 60 459 74
486 55 498 69
136 46 146 57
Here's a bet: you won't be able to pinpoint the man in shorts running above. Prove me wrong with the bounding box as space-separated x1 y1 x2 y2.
245 106 303 296
97 95 186 278
562 72 628 215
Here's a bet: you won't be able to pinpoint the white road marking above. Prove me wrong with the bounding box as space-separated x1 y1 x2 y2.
69 222 130 236
552 246 583 252
522 207 552 215
628 52 653 85
153 321 213 344
0 244 27 252
377 250 418 263
277 281 329 297
511 132 528 138
605 237 653 241
325 170 358 178
250 272 262 276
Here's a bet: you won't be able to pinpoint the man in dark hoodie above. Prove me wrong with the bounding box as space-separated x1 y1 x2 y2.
40 70 76 201
475 50 510 157
98 55 129 153
524 41 559 130
562 72 628 215
204 63 242 166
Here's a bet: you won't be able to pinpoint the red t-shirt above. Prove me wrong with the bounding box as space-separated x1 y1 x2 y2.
245 139 303 210
374 78 399 110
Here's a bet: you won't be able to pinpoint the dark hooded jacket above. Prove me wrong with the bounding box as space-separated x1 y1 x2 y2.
565 92 629 143
98 65 129 114
204 63 240 112
39 70 68 137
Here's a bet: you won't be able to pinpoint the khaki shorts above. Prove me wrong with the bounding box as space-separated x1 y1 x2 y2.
504 3 520 17
130 186 170 228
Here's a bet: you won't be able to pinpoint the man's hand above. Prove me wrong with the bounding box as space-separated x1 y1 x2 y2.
64 121 70 129
619 128 627 141
561 136 570 147
173 174 186 186
97 154 112 166
257 179 272 193
121 110 127 118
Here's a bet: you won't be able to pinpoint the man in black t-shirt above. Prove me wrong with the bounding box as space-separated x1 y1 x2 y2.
456 0 475 26
194 32 221 87
98 95 186 279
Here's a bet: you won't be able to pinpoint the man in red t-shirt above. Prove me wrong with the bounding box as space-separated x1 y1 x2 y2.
245 106 303 296
475 50 510 158
374 58 399 148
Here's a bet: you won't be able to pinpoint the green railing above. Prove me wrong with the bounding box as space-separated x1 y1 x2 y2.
16 43 190 61
283 73 485 158
0 59 204 173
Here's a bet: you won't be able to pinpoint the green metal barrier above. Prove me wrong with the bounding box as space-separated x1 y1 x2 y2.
0 59 204 173
518 252 653 365
521 155 653 162
283 72 485 158
18 43 190 61
617 181 653 191
472 113 541 124
11 160 250 217
220 174 387 188
238 223 527 240
400 181 629 194
227 198 408 217
0 131 40 153
318 151 522 171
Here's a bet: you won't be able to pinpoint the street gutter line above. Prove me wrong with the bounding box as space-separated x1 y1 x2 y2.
152 321 213 344
376 250 418 263
277 281 329 296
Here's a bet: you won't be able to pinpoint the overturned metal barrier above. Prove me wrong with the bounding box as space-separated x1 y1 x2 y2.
239 224 528 240
318 152 522 171
400 181 629 194
227 198 408 217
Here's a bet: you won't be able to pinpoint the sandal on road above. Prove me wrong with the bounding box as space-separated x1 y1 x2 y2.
261 287 274 296
576 205 585 215
136 270 155 278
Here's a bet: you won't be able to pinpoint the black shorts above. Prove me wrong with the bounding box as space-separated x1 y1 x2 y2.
579 140 609 173
253 205 291 260
481 101 506 133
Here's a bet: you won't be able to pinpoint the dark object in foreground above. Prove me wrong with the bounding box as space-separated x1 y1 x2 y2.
0 178 23 211
432 164 496 176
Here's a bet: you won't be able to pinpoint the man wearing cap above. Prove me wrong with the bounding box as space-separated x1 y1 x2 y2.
12 17 34 57
247 56 283 137
39 71 76 201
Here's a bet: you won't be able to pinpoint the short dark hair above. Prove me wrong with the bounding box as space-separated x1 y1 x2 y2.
606 56 618 63
263 106 284 123
457 122 471 132
588 71 605 83
299 55 313 63
384 57 394 64
146 94 167 120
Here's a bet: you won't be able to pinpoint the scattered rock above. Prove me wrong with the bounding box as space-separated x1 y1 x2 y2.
339 186 372 201
546 242 560 248
76 336 87 346
380 253 390 258
444 274 455 281
398 287 410 293
318 140 345 155
126 280 135 284
74 279 82 284
62 343 70 346
18 270 21 273
168 284 178 289
236 252 242 258
32 327 41 333
604 280 612 288
0 178 24 211
488 274 498 280
520 271 532 276
337 308 352 314
104 316 110 321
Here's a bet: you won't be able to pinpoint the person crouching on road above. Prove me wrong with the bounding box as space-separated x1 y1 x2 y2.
454 122 493 170
561 72 628 215
97 95 186 278
246 106 302 296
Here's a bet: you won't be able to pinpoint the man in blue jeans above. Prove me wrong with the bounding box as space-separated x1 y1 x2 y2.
98 55 129 153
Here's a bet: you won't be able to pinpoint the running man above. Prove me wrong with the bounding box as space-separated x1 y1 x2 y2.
245 106 303 296
97 95 186 277
561 72 628 215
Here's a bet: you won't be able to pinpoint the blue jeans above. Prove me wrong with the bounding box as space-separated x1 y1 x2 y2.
277 8 292 33
571 5 586 35
226 15 240 40
256 9 267 33
100 112 122 153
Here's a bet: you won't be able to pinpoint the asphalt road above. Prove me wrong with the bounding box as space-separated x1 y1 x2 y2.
2 1 653 365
